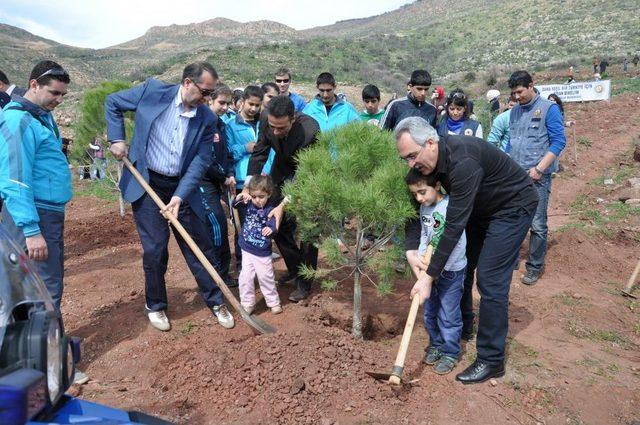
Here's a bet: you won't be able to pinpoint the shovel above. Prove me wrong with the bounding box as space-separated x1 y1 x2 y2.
622 258 640 298
122 157 276 335
367 245 434 385
227 190 242 237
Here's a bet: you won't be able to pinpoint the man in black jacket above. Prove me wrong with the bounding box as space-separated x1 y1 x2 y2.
241 95 320 302
379 69 437 130
395 116 538 384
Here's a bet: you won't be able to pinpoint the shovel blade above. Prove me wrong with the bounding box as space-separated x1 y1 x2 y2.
239 310 277 334
366 370 394 381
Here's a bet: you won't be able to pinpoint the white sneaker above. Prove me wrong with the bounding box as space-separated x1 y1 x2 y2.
243 304 255 315
212 305 235 329
271 305 283 314
145 307 171 331
73 370 90 385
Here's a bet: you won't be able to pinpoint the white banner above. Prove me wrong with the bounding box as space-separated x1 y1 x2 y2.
536 80 611 103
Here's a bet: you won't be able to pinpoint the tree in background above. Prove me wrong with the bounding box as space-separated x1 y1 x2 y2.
73 81 134 214
73 80 133 163
284 122 415 339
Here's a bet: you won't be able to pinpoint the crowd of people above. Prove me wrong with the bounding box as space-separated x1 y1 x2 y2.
0 59 567 385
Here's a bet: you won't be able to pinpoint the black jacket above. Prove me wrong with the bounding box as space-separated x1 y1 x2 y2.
248 113 319 201
201 118 234 187
380 93 437 130
406 135 538 278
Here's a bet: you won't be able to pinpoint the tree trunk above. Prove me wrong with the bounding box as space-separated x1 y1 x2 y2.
352 219 363 339
352 268 363 339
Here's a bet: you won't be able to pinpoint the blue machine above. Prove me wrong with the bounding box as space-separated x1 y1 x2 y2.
0 224 173 425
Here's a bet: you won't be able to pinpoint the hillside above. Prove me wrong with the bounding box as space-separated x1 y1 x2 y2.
1 0 639 91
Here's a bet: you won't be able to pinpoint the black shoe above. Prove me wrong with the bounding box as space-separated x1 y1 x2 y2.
288 288 310 303
521 270 540 286
455 360 505 385
278 271 297 286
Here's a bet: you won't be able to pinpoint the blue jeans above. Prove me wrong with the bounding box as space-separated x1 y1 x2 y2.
526 174 551 274
200 185 231 282
424 267 465 358
1 206 65 311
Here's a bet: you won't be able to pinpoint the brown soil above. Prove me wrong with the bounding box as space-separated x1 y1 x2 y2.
61 92 640 424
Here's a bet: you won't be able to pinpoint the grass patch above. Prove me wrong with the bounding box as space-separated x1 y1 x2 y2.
565 319 635 349
566 192 640 239
74 179 119 201
553 292 580 307
576 136 592 147
611 77 640 96
613 164 636 184
180 320 195 335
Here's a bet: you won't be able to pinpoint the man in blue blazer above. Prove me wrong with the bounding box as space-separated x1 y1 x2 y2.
105 62 235 331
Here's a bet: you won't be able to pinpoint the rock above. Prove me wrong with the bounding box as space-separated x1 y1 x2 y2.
489 379 498 387
572 293 582 299
628 177 640 188
289 377 306 395
236 395 249 407
320 418 335 425
617 187 640 202
603 178 614 186
625 198 640 205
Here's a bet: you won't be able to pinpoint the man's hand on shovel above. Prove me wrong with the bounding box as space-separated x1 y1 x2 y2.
161 196 182 219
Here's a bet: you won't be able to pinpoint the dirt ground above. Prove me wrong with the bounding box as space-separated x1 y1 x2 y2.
61 91 640 425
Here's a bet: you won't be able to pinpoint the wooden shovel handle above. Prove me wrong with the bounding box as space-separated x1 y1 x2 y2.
623 258 640 293
389 245 434 384
121 158 244 318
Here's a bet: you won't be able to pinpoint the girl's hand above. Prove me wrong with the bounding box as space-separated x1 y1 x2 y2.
262 227 273 237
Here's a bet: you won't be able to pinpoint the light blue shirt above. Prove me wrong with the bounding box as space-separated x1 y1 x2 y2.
146 88 196 176
487 109 511 152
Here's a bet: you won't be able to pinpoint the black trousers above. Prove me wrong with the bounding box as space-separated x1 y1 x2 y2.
273 211 318 291
461 205 536 365
133 171 223 311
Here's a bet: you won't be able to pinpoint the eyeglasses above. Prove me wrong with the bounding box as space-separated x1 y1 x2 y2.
275 78 290 83
190 79 215 97
401 147 423 163
34 68 69 82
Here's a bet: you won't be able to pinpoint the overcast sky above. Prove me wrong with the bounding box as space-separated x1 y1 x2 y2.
0 0 411 49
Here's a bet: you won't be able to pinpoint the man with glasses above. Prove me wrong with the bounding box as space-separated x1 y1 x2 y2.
274 68 306 112
0 60 71 312
105 62 235 332
394 116 538 384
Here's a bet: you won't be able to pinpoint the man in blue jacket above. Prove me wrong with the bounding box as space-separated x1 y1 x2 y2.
302 72 360 133
105 62 235 331
275 68 307 112
508 70 566 286
0 60 71 312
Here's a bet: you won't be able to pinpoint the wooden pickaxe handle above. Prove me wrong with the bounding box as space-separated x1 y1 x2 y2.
389 245 434 384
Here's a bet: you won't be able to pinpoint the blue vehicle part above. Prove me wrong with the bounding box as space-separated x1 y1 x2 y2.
27 396 173 424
